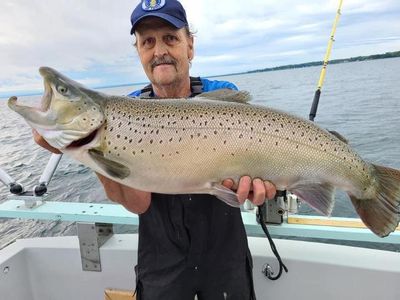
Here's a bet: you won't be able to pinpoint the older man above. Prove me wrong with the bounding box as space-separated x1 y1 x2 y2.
34 0 276 299
125 1 276 299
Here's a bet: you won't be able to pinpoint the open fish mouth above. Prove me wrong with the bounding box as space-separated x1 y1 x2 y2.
66 129 99 149
40 79 52 112
39 67 54 112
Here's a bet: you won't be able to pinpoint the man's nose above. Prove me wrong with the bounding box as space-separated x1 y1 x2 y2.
153 41 168 57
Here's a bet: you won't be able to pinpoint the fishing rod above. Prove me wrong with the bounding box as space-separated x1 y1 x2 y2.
309 0 344 121
258 0 345 280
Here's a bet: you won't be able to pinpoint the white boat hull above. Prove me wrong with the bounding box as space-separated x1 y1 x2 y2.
1 234 399 300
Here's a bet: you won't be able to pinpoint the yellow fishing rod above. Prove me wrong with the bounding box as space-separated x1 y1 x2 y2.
309 0 344 121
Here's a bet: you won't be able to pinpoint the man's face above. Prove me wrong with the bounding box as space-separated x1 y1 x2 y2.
135 18 194 87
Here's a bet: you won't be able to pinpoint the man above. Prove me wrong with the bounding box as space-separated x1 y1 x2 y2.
34 0 276 299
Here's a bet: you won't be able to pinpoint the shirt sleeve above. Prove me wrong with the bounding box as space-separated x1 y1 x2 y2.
127 90 141 97
200 78 239 92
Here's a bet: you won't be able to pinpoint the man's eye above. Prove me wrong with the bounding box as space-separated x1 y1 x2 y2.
165 35 178 44
143 38 155 48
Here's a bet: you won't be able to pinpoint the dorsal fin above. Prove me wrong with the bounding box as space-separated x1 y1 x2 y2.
194 89 251 104
328 130 349 144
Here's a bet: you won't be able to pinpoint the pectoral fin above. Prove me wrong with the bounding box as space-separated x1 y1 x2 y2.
209 183 240 207
289 181 335 216
88 149 130 179
195 89 251 104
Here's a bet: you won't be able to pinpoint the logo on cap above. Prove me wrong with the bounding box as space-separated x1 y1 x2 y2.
142 0 166 11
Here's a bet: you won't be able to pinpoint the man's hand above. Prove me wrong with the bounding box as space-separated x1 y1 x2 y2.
32 129 62 154
222 176 276 206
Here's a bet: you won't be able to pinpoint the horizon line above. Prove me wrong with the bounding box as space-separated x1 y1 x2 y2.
1 50 398 99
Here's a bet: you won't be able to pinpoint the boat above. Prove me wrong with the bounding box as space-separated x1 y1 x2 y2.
0 154 399 300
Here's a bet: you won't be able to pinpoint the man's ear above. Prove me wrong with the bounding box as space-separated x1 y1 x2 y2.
188 36 194 60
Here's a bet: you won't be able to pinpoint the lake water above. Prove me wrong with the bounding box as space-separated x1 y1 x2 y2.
0 58 399 247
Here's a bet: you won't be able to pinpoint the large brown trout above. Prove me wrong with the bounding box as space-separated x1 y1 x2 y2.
8 67 400 237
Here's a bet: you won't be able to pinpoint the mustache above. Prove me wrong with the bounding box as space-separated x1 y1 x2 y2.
151 57 177 69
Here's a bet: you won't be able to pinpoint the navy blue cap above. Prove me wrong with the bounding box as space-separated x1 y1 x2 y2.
130 0 188 35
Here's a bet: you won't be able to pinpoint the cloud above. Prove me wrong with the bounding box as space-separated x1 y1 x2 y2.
0 0 399 97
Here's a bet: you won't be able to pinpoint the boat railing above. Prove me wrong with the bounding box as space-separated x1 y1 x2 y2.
0 153 399 271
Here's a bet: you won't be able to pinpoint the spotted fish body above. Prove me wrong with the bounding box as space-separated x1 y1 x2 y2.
8 67 400 237
101 97 368 196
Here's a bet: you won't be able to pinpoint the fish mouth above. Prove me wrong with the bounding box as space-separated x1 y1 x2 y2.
66 129 99 149
39 67 54 112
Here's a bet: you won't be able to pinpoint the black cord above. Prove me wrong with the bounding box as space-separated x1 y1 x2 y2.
257 203 288 280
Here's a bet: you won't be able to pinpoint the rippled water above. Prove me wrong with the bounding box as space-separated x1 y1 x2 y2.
0 58 399 247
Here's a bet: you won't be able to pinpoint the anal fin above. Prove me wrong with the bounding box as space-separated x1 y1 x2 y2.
289 181 335 216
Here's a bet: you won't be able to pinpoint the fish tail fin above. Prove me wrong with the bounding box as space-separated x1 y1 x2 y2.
349 164 400 237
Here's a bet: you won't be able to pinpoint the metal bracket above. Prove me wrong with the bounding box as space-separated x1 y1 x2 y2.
259 196 284 224
77 223 113 272
6 193 46 209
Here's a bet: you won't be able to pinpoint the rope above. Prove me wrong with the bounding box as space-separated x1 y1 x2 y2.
257 203 288 280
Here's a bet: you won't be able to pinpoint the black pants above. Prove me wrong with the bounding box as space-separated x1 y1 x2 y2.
135 194 256 300
136 255 254 299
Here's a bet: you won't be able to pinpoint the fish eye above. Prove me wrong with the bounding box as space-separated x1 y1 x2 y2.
57 85 68 94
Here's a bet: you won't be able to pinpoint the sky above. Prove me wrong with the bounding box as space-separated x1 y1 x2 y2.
0 0 399 97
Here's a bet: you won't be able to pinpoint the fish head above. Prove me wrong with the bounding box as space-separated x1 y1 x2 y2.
8 67 105 150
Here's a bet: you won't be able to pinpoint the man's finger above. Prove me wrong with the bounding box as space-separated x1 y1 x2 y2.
251 178 266 206
222 178 234 189
237 176 251 203
264 180 277 200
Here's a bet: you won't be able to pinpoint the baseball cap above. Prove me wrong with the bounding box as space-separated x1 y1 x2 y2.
130 0 189 34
